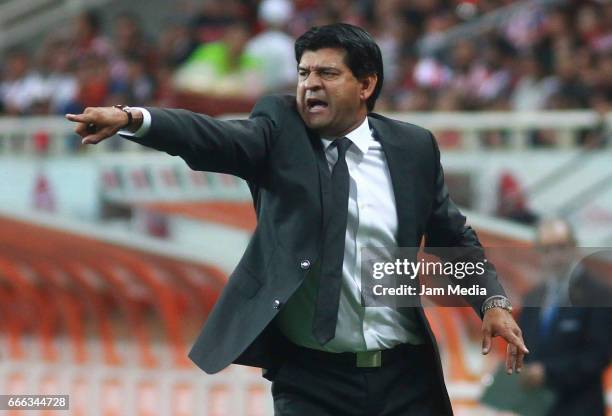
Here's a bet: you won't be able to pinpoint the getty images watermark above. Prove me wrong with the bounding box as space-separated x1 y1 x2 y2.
360 247 612 308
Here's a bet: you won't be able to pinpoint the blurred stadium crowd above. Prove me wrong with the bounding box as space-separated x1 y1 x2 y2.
0 4 610 413
0 0 610 117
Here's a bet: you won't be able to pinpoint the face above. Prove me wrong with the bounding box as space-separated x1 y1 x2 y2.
296 48 376 137
537 221 576 276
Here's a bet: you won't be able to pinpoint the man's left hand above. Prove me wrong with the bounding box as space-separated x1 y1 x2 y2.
481 307 529 374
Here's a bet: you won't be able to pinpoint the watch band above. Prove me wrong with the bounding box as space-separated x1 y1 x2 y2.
114 105 133 129
482 295 513 314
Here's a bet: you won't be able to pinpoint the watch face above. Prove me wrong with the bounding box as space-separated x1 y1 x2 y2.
497 300 512 311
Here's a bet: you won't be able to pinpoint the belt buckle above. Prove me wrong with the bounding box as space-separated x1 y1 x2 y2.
356 351 382 368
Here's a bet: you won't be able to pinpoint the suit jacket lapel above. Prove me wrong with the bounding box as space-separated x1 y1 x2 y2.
369 115 418 247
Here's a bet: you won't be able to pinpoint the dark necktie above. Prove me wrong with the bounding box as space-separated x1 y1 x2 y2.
313 137 352 345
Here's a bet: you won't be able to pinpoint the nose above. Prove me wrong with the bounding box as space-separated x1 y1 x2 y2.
302 72 323 90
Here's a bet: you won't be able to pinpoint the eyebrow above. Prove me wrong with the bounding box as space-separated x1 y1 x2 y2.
297 66 341 72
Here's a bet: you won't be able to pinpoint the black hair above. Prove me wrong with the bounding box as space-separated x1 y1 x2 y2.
295 23 384 112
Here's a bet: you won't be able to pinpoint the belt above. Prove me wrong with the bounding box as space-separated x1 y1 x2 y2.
290 342 429 368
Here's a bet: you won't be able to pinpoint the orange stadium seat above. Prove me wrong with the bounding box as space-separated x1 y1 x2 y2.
0 210 609 413
172 383 195 416
102 378 124 416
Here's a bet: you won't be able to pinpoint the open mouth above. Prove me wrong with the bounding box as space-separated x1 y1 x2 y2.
306 98 329 111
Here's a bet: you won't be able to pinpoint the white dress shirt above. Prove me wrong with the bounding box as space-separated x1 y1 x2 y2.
276 117 426 352
124 111 426 352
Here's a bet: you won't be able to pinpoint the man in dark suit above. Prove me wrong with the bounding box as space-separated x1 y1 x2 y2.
67 23 528 416
519 218 610 416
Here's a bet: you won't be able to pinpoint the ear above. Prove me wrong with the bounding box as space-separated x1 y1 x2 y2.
359 73 378 103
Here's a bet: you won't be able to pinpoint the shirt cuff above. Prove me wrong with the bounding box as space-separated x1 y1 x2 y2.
118 107 151 137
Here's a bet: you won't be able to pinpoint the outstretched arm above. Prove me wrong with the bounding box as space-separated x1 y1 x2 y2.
66 96 284 181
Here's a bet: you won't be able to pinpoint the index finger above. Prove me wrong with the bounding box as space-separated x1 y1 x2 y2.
65 113 92 124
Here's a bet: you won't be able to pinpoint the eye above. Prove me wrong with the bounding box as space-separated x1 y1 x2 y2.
320 70 339 80
298 70 309 79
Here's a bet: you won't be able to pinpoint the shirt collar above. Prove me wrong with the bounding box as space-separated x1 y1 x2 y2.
321 117 372 155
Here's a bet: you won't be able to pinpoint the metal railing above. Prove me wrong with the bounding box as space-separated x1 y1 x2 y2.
1 110 610 156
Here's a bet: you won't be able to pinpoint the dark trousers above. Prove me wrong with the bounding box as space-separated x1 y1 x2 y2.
269 343 450 416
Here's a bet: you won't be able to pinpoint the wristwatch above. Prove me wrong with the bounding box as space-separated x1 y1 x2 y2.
482 295 513 314
113 104 133 129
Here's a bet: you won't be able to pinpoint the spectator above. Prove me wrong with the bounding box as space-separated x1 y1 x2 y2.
548 58 591 109
593 53 612 102
447 39 477 107
158 18 199 69
389 48 419 109
107 57 155 106
36 38 78 114
576 5 605 51
111 12 157 81
192 0 247 43
413 57 452 91
496 172 538 224
245 0 296 92
0 49 46 115
469 39 513 106
518 218 610 416
174 22 264 97
591 2 612 53
70 10 114 62
63 54 111 114
510 53 556 111
369 0 410 92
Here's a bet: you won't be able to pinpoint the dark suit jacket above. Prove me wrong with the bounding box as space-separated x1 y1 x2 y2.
126 94 507 415
519 269 611 416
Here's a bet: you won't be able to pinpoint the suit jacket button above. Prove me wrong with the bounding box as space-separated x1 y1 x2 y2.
273 299 282 309
300 260 311 270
